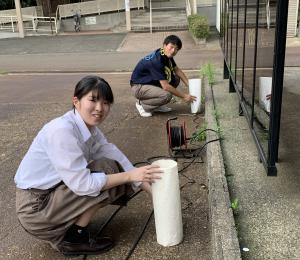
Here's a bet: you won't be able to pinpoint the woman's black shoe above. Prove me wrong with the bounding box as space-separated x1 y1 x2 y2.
58 236 114 256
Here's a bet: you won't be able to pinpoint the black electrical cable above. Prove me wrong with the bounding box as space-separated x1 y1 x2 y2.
178 138 220 174
192 115 203 125
90 189 143 242
81 189 144 260
82 206 124 260
146 155 172 164
123 210 154 260
189 128 219 144
133 161 150 167
95 205 123 236
180 171 196 184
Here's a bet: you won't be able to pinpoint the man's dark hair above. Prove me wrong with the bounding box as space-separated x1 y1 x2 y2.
163 35 182 50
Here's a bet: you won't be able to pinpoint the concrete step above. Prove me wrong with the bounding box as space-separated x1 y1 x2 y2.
133 10 186 17
151 0 186 9
131 14 186 21
130 9 187 32
131 24 188 32
151 6 186 12
131 18 187 24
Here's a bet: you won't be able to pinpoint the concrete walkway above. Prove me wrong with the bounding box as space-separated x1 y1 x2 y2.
210 68 300 259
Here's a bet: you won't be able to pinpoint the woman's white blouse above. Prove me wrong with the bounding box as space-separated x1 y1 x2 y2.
14 109 137 197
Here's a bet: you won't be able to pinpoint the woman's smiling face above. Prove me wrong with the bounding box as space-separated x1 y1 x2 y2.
73 90 110 129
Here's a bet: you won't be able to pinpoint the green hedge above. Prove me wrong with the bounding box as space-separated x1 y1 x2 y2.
188 14 209 39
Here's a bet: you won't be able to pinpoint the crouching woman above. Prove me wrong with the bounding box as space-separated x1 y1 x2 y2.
14 75 162 256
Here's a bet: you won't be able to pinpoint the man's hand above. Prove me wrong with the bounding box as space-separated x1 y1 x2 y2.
183 93 197 103
160 80 196 103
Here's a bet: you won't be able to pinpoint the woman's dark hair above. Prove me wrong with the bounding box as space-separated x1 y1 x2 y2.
163 35 182 50
73 75 114 108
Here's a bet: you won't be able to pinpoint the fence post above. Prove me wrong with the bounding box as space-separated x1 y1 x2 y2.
223 59 229 79
150 0 153 33
229 76 235 93
54 18 57 34
32 17 36 31
14 0 24 37
192 0 197 14
11 16 15 32
125 0 131 31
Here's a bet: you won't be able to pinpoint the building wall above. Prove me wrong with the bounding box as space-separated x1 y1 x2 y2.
59 9 143 31
197 0 216 26
287 0 299 37
197 0 216 6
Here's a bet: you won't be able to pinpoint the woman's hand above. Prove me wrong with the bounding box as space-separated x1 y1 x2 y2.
128 165 162 183
102 165 162 191
140 182 152 195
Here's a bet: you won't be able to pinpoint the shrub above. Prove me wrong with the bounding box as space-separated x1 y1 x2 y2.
188 14 209 39
187 14 199 26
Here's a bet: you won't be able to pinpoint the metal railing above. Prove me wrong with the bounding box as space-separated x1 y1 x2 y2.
0 15 18 32
0 15 58 34
31 16 58 34
220 0 288 176
55 5 61 33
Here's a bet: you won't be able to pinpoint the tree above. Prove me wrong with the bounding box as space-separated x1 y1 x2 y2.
0 0 15 10
0 0 39 10
21 0 37 7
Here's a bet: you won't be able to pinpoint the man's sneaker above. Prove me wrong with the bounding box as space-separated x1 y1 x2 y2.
136 102 152 117
153 105 172 113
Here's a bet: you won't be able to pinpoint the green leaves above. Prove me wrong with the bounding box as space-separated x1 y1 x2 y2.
200 63 216 86
190 124 207 144
188 14 209 39
231 198 239 210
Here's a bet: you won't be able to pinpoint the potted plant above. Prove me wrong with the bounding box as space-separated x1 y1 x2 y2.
188 14 209 44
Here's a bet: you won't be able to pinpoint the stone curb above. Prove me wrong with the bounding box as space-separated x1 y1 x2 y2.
205 79 241 260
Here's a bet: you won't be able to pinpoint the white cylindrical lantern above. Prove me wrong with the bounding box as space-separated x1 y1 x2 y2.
188 78 202 114
259 77 272 112
151 159 183 247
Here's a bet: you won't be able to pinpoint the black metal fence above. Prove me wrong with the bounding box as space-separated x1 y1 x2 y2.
220 0 289 176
